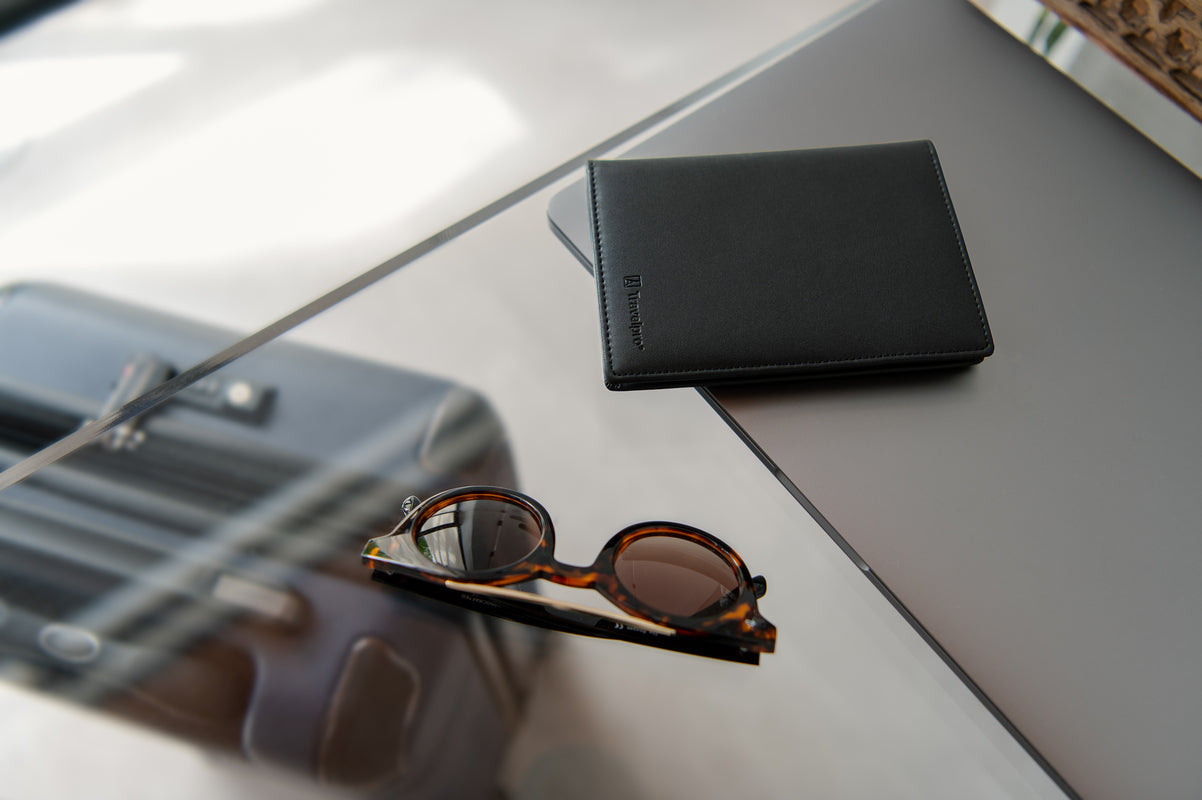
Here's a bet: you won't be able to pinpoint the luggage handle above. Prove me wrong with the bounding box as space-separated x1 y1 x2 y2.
96 353 275 452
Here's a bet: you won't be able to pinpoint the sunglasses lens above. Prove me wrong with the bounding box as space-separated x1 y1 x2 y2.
613 534 741 618
414 497 542 573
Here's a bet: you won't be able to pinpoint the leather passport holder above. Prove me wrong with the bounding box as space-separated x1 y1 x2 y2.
585 140 994 391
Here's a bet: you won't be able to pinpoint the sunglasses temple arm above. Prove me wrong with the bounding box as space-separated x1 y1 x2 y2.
442 580 675 636
367 570 762 665
439 581 762 664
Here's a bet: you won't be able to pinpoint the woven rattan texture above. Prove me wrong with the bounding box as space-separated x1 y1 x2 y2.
1042 0 1202 122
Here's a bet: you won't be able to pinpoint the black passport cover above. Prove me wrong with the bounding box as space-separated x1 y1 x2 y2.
585 141 994 391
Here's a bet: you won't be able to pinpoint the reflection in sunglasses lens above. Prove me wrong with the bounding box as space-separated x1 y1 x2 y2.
613 534 741 618
415 498 542 574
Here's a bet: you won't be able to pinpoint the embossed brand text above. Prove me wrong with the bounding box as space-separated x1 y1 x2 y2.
624 275 646 351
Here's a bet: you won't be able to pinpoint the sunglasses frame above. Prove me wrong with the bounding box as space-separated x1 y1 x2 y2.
362 486 776 664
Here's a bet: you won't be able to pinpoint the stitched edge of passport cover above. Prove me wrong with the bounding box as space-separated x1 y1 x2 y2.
586 141 993 389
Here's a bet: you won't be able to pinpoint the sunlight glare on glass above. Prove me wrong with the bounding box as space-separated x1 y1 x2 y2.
0 53 526 267
0 54 182 146
120 0 326 27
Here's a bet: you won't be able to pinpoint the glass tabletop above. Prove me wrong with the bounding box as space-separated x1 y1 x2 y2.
1 0 1195 797
0 178 1067 800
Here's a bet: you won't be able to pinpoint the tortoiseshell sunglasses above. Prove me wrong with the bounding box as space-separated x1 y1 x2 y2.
362 486 776 664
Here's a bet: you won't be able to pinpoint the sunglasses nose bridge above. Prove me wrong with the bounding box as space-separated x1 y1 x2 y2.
542 562 597 590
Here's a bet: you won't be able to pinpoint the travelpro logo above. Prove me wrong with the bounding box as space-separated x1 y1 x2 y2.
623 275 646 351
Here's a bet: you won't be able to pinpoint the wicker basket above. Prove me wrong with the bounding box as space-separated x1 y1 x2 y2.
1040 0 1202 122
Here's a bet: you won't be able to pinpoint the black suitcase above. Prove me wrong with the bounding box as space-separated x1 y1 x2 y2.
0 282 536 797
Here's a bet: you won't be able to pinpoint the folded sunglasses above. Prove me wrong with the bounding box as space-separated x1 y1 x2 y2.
362 486 776 664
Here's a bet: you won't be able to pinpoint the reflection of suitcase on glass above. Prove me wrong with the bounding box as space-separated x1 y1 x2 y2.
0 282 536 797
